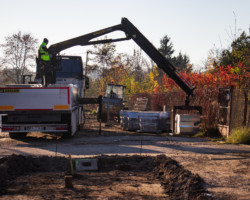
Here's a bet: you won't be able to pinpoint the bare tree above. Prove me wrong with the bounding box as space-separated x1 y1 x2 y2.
0 31 38 84
0 68 16 86
92 38 116 78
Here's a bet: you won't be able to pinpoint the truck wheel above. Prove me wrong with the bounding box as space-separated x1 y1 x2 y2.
9 132 27 139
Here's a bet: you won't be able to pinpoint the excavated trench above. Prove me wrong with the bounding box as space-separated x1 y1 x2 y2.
0 154 210 200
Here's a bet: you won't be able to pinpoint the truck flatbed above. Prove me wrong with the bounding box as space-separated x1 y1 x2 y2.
0 84 77 112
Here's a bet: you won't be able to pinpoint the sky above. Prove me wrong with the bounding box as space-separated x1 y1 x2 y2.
0 0 249 70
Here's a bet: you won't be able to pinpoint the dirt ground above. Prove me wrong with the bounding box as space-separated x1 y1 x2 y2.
0 155 209 200
0 115 249 199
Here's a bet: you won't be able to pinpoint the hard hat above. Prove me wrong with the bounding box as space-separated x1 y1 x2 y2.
43 38 49 44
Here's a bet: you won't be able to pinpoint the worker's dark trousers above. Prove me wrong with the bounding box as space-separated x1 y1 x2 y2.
41 61 55 86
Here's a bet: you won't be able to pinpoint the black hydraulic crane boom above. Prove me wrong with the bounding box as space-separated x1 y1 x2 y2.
120 18 195 104
48 24 129 55
48 18 195 105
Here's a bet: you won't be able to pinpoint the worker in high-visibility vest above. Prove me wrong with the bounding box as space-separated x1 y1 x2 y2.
38 38 50 62
38 38 54 86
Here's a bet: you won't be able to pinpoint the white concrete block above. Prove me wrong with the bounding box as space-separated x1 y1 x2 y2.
75 158 98 171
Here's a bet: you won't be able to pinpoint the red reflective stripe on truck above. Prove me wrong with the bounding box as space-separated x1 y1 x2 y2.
15 109 53 111
2 127 14 131
0 87 70 90
68 88 70 104
56 126 68 130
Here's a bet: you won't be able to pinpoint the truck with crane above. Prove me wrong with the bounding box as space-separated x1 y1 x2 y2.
0 55 87 138
0 18 197 138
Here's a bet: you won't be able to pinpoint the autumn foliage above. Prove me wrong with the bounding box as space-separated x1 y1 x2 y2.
99 61 248 126
162 63 249 92
90 36 249 127
100 61 249 95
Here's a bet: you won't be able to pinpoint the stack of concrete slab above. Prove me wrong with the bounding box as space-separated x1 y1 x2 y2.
159 112 171 131
139 116 159 133
120 110 128 130
133 97 148 111
120 111 139 130
120 110 170 133
138 112 159 133
127 111 140 130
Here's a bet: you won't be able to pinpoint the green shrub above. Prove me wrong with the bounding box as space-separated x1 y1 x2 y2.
193 131 206 138
194 127 221 138
91 109 97 115
227 127 250 144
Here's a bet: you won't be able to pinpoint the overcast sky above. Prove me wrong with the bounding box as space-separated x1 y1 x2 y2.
0 0 249 70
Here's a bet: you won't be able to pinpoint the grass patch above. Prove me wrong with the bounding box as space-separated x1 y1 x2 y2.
193 131 206 138
91 109 97 115
194 127 221 138
211 137 225 143
226 127 250 144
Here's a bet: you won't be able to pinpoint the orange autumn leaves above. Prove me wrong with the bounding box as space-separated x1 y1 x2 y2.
98 61 249 96
162 63 249 92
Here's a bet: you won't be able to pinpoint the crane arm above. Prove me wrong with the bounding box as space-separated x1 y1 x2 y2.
48 24 130 55
48 18 195 105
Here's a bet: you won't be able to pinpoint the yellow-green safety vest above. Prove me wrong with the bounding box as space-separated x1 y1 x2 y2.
39 42 50 61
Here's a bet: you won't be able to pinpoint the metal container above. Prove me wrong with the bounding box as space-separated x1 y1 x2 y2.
175 114 200 134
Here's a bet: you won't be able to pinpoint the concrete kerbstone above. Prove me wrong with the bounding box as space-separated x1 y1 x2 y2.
75 158 98 171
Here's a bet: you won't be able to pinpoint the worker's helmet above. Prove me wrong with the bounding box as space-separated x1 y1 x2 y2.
43 38 49 44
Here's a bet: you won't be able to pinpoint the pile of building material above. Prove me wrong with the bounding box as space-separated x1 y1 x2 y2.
133 97 149 111
120 110 170 133
120 110 201 134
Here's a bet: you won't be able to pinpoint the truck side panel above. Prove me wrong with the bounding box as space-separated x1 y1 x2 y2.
0 85 81 137
0 87 70 111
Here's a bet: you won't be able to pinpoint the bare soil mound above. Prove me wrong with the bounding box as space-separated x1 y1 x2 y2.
0 155 68 190
0 154 210 200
